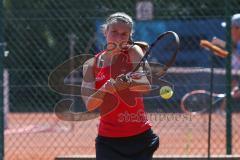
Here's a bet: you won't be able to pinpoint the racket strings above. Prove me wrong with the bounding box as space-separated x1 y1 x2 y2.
149 35 178 70
182 93 225 113
183 93 211 113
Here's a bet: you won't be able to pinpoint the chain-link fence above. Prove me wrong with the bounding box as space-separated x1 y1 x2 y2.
1 0 240 159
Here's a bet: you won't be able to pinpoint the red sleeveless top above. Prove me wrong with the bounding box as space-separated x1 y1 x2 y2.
94 50 151 137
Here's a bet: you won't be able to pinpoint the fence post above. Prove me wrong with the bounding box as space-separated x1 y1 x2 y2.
0 0 4 159
224 0 232 155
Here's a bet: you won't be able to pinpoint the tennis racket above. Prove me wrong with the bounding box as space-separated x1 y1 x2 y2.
122 31 180 101
112 31 180 91
180 90 228 114
127 31 180 79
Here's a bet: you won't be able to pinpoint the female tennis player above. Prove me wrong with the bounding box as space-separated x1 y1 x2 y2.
81 12 159 160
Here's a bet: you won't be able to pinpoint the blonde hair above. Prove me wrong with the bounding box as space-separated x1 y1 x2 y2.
101 12 134 37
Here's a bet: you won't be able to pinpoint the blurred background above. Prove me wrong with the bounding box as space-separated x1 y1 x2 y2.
1 0 240 159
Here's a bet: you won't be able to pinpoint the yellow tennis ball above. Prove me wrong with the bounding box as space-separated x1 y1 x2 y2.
160 86 173 99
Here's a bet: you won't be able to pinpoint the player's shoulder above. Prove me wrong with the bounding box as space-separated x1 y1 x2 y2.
130 43 143 51
84 57 95 66
83 57 95 75
128 44 145 60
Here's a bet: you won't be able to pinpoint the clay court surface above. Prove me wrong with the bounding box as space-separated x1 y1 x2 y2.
4 113 240 160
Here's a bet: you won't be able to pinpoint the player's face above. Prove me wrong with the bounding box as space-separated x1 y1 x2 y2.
231 26 240 43
105 22 131 47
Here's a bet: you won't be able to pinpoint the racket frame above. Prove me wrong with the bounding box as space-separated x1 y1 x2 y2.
180 89 226 114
